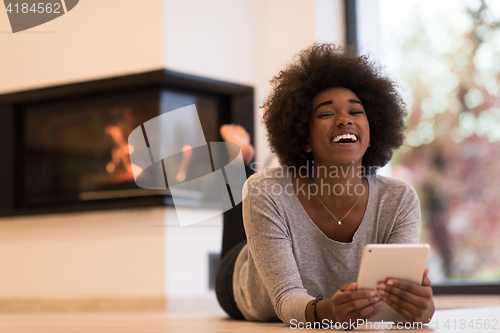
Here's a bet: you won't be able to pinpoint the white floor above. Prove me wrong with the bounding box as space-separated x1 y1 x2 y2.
1 294 500 332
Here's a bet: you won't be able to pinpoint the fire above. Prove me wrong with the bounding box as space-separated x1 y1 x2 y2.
103 107 136 182
176 144 192 182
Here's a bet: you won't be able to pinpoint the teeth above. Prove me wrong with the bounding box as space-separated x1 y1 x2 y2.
333 133 358 143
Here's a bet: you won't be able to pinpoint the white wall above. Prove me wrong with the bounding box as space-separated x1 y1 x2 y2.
0 0 345 308
0 208 166 299
0 0 163 94
163 208 222 298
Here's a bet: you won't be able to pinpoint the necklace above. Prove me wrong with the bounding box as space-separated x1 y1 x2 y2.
314 188 363 225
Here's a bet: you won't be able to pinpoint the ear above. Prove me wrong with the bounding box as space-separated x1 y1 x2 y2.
305 144 312 153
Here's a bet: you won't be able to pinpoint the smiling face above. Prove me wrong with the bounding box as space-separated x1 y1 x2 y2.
306 87 371 167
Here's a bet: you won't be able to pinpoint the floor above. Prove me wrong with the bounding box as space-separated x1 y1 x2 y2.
1 295 500 332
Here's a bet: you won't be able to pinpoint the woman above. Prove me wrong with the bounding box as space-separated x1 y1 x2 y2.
215 44 435 327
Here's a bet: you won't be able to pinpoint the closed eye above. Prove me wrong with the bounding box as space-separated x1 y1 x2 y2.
319 113 333 118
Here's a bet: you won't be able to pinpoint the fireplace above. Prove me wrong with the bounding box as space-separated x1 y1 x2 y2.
0 70 254 216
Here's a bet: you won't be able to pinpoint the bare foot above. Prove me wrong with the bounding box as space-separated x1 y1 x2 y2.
176 144 193 182
220 124 255 164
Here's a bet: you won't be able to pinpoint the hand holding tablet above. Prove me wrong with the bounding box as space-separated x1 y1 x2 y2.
356 244 433 322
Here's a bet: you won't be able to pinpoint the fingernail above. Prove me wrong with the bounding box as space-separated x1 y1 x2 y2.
387 280 394 285
379 289 385 295
377 300 384 306
378 283 386 289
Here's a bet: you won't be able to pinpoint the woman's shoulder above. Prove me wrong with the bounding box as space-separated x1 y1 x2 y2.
369 174 419 202
246 166 291 186
243 166 293 200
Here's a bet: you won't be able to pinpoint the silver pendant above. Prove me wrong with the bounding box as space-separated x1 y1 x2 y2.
338 221 342 225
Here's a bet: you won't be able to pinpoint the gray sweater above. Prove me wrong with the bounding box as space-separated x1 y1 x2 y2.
233 167 421 326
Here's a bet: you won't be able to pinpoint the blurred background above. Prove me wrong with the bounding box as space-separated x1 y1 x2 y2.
0 0 499 314
357 0 500 286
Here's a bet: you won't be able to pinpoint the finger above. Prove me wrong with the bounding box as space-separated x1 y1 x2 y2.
335 289 378 305
385 278 430 297
342 295 381 313
356 300 384 319
380 287 425 316
383 296 418 322
422 268 432 287
379 282 431 308
422 268 429 285
422 275 432 287
340 283 354 292
379 284 430 321
347 282 357 291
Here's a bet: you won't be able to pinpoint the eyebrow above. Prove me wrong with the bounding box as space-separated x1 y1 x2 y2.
314 99 363 112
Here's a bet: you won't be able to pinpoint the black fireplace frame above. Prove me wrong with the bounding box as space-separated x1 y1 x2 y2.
0 70 254 216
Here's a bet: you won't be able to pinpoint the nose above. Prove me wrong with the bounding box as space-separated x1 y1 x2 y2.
336 115 353 126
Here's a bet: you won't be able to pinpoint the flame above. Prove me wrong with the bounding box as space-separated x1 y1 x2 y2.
131 163 143 178
104 108 135 178
176 144 193 182
106 162 115 173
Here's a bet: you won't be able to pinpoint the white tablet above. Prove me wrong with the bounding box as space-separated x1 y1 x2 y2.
356 244 430 322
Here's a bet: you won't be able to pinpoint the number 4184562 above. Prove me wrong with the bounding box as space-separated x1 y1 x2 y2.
444 319 499 330
6 2 62 14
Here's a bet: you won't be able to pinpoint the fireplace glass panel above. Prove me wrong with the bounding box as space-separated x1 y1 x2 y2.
23 89 220 206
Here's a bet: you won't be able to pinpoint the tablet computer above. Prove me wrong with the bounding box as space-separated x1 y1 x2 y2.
356 244 430 322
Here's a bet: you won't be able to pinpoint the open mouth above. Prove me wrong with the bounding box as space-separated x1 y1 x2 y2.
332 133 358 143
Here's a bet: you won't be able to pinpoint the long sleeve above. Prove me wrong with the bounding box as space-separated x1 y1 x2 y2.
386 181 422 244
240 177 314 325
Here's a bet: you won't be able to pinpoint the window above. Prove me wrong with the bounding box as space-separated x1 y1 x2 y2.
356 0 500 291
